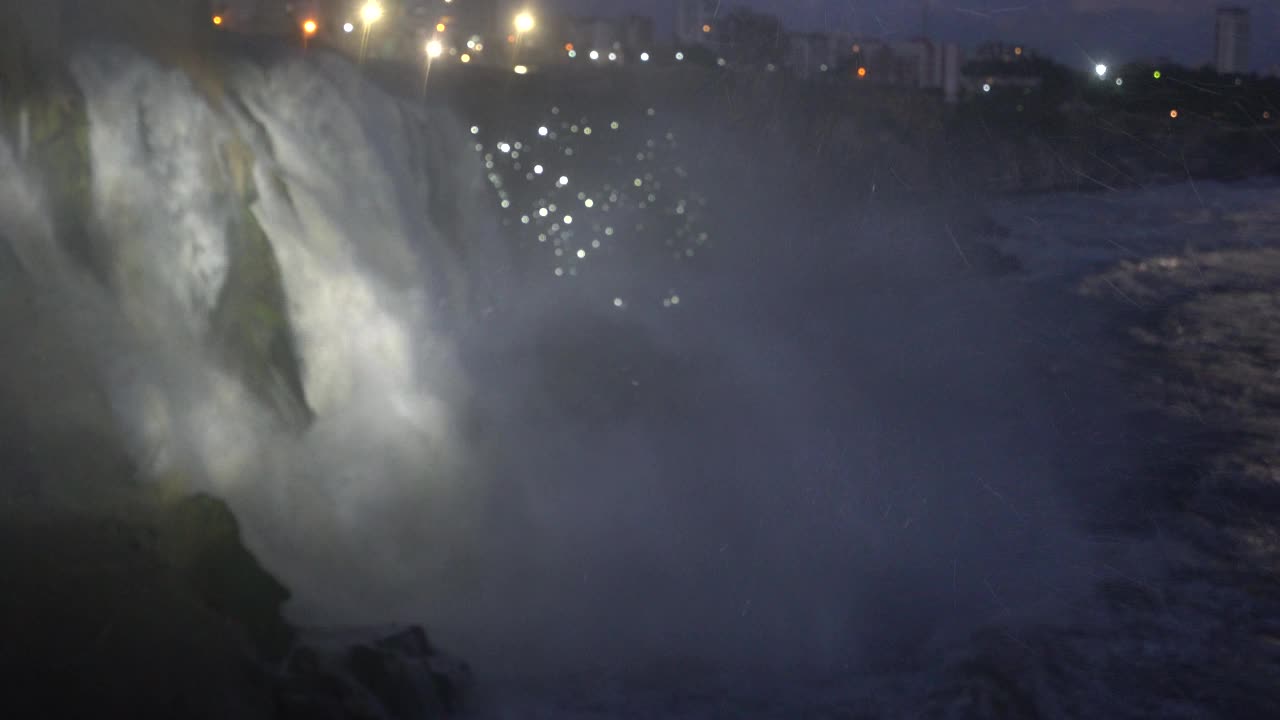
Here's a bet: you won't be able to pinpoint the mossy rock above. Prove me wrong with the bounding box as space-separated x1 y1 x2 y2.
0 495 281 718
28 88 91 214
7 72 104 278
157 493 294 659
209 197 314 430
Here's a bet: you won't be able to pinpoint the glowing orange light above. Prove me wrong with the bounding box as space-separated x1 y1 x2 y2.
212 15 223 26
857 67 867 78
1169 109 1179 119
436 22 446 32
302 19 318 35
565 42 574 51
702 24 712 33
1014 46 1023 56
508 34 516 43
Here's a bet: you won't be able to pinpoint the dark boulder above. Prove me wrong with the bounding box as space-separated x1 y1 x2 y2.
376 625 435 658
277 625 473 719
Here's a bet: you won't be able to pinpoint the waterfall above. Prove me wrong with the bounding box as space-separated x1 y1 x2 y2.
0 44 497 624
2 42 1091 678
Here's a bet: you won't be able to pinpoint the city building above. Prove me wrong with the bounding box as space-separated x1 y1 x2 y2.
787 32 836 77
974 41 1029 64
890 38 940 87
562 17 623 58
1214 6 1250 74
843 38 961 91
942 43 963 103
714 8 787 68
621 15 655 52
675 0 719 48
537 14 651 64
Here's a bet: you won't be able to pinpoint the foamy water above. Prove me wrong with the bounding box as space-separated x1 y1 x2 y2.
0 45 1122 711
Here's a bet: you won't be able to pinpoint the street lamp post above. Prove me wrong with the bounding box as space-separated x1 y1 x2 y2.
514 12 536 35
359 1 384 64
511 11 536 69
302 18 317 50
423 37 443 98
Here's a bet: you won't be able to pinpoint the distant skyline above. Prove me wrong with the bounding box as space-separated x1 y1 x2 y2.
541 0 1280 70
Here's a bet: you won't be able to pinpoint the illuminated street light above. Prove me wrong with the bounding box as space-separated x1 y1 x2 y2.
640 52 650 62
344 22 354 33
514 64 529 74
422 37 444 97
1094 63 1108 78
212 14 224 26
358 2 384 63
589 50 600 60
436 22 446 32
675 51 684 61
514 11 536 34
301 18 318 49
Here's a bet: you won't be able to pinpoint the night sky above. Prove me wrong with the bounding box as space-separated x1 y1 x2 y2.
547 0 1280 71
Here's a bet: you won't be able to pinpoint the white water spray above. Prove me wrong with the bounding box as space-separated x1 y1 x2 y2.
2 43 1094 681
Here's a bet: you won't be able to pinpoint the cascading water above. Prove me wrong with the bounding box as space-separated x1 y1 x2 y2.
2 40 1097 701
2 44 490 619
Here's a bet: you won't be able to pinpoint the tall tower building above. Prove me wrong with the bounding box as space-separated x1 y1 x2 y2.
1214 6 1250 74
675 0 717 47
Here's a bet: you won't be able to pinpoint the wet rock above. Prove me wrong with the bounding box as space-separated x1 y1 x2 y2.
157 493 294 659
278 625 473 719
376 625 435 657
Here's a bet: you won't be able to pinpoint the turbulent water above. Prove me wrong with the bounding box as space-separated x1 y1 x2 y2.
0 43 1168 713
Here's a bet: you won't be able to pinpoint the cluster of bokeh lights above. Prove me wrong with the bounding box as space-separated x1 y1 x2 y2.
470 105 710 310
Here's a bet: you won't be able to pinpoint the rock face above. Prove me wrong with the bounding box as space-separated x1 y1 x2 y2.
0 492 286 719
1 495 473 718
158 494 296 658
276 626 475 719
